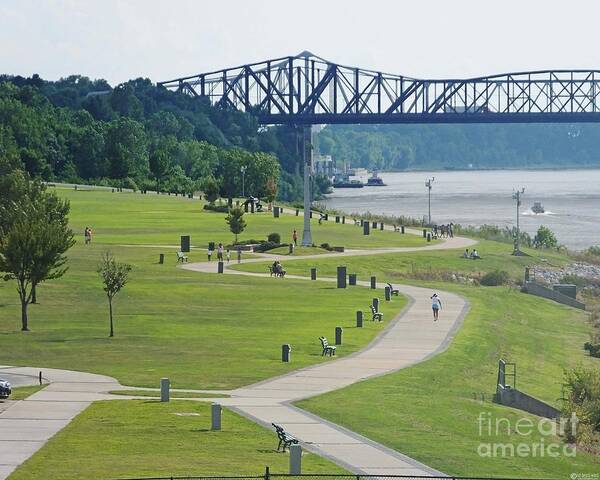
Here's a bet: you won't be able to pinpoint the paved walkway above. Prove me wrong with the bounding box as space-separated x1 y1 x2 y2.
0 229 474 478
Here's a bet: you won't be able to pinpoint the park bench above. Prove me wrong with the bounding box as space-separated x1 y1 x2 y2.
272 423 298 452
386 282 400 296
318 213 326 224
319 336 336 356
354 219 361 226
176 251 188 263
268 265 286 278
370 305 383 322
393 225 400 232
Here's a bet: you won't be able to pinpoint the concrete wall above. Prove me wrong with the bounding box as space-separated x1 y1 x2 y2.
522 281 585 310
495 386 561 419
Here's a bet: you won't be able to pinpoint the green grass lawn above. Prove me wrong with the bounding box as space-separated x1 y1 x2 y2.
8 400 346 480
297 283 599 477
57 188 427 249
0 243 404 389
9 385 46 401
233 239 569 282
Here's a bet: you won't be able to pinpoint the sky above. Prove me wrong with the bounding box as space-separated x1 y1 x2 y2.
2 0 600 86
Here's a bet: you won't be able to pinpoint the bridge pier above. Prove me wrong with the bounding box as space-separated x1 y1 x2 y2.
301 125 313 246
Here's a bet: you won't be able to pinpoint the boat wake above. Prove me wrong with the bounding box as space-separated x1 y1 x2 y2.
522 209 556 216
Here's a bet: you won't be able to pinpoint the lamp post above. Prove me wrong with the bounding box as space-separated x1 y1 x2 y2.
425 177 435 226
512 187 525 255
240 166 247 198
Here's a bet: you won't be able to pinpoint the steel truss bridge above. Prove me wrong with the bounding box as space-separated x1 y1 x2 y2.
159 51 600 125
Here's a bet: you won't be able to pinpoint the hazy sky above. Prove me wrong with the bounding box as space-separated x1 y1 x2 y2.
2 0 600 85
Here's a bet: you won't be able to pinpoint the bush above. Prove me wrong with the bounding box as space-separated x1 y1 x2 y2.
320 243 332 251
584 342 600 358
533 225 558 249
234 239 264 245
254 241 281 253
267 232 281 244
480 270 510 286
121 177 139 192
203 204 229 213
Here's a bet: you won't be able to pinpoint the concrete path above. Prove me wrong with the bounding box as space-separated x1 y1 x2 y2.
0 366 121 479
180 233 472 475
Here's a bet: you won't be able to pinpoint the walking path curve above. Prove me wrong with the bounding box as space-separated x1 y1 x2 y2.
0 231 474 478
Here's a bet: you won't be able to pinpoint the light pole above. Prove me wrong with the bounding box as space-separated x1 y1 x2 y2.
301 125 313 246
425 177 435 226
240 166 247 198
512 187 525 255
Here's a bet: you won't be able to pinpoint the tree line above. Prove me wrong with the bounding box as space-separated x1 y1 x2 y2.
0 74 327 202
317 123 600 171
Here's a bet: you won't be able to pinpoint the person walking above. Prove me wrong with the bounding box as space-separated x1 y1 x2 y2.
292 229 298 247
84 227 90 245
217 243 224 261
207 244 214 261
237 245 242 263
431 293 442 321
226 248 231 263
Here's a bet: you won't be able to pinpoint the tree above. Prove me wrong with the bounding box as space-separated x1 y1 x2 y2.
0 174 74 331
534 225 558 249
104 117 148 179
97 252 132 337
225 206 246 242
201 176 220 204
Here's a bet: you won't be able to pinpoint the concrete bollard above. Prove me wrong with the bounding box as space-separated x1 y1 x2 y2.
337 266 347 289
335 215 340 223
372 221 377 229
380 223 384 231
289 444 302 474
159 253 164 264
363 222 370 236
282 344 291 362
211 403 221 431
373 298 380 312
295 208 299 216
401 225 405 234
274 207 280 218
335 326 343 345
427 233 431 242
342 216 345 224
360 219 364 226
112 188 115 193
423 229 427 238
310 268 317 280
217 261 224 274
160 378 170 402
348 273 357 286
371 276 377 289
385 286 391 301
356 311 364 328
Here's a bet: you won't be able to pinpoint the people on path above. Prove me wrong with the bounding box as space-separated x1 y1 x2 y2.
431 293 442 321
237 246 242 263
217 243 224 261
292 229 298 246
226 249 231 263
207 245 214 261
84 226 93 245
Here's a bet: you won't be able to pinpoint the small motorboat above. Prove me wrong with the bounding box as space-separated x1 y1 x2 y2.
333 174 364 188
531 202 545 214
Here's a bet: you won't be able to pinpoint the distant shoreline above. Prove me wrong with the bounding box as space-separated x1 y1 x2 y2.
374 165 600 173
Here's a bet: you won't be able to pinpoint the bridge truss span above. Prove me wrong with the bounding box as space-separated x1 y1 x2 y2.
159 52 600 124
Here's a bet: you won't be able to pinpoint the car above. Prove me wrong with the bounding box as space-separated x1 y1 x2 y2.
0 379 12 399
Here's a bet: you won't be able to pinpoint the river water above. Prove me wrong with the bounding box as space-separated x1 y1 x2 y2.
321 169 600 250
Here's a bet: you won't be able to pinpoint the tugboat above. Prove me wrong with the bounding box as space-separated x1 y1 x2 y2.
333 173 364 188
531 201 545 214
366 171 387 187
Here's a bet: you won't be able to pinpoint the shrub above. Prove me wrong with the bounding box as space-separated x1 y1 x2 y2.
533 225 558 249
234 239 264 245
584 342 600 358
254 241 281 253
203 204 229 213
320 243 332 251
267 232 281 244
480 270 510 286
121 177 138 192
